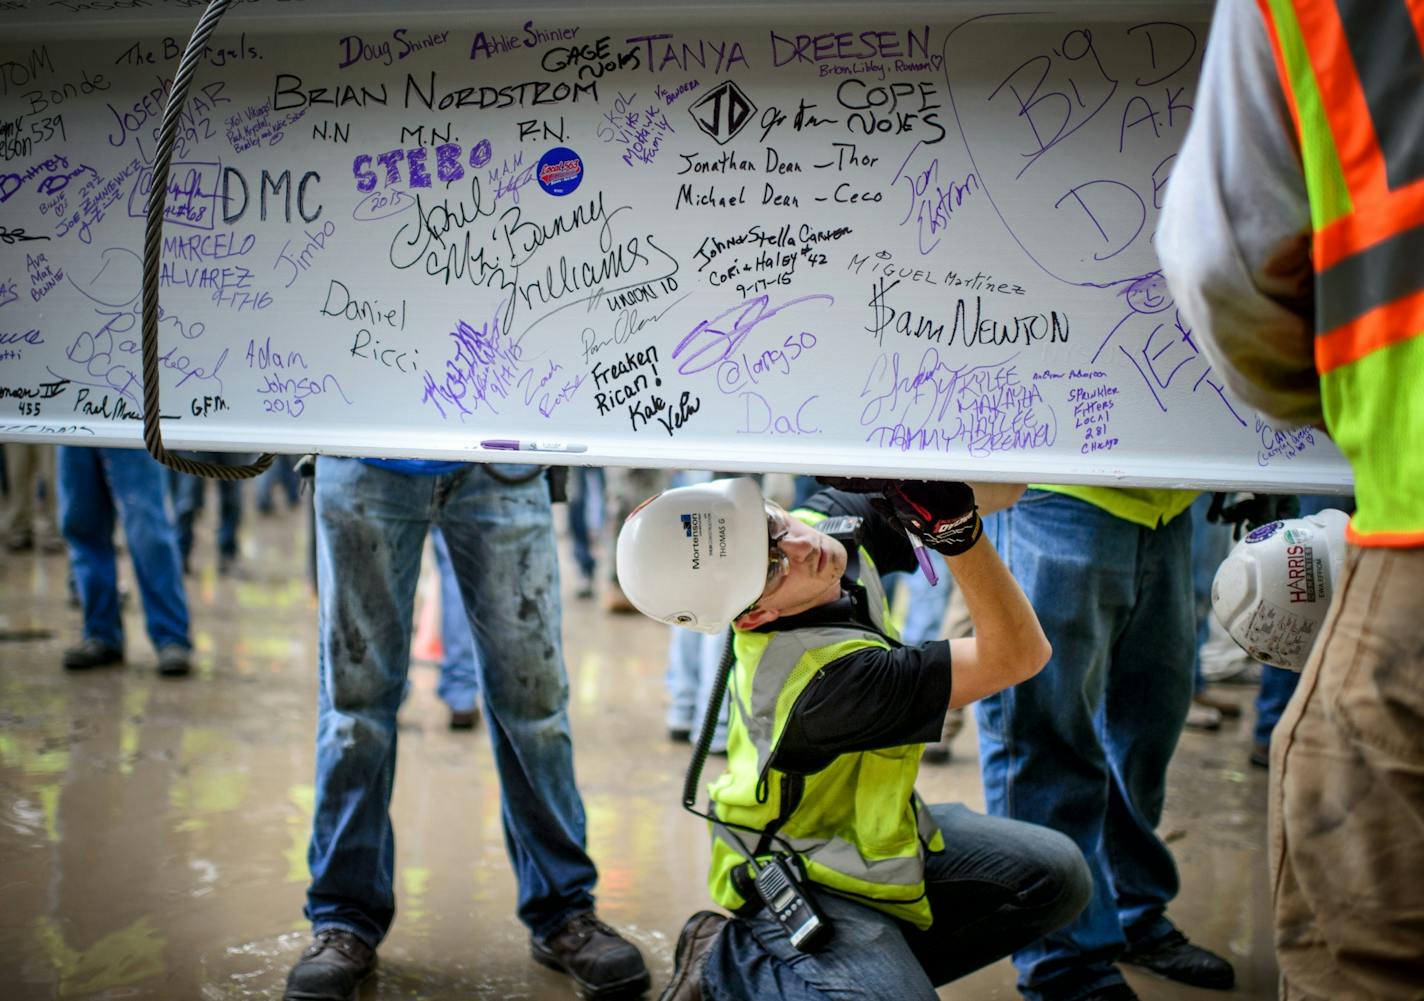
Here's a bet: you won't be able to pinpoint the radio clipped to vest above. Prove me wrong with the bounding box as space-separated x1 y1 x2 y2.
731 853 833 952
755 854 833 951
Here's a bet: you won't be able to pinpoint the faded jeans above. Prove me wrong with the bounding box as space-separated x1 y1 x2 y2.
173 451 246 561
701 803 1091 1000
306 458 597 946
431 527 480 713
665 627 729 751
974 490 1195 1001
57 446 190 652
1272 546 1424 1000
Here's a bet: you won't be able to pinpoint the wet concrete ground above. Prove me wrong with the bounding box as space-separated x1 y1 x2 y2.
1 495 1278 1000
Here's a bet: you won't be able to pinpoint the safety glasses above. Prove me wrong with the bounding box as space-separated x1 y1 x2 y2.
761 502 793 601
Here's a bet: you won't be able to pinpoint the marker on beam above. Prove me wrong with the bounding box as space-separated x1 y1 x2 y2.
905 529 939 586
480 439 589 454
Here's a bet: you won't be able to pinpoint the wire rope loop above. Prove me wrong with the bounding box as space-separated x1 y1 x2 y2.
141 0 274 481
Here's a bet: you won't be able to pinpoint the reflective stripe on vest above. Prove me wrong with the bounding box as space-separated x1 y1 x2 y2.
1259 0 1424 544
706 516 942 929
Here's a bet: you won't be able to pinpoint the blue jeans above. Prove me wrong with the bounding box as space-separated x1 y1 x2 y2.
1188 494 1233 694
665 627 729 750
256 454 301 511
174 452 245 560
974 491 1194 1001
431 527 480 713
702 803 1091 1000
57 446 190 652
307 458 597 945
1253 666 1300 746
565 466 604 581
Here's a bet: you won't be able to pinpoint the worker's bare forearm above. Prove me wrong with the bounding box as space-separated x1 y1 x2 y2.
943 535 1051 707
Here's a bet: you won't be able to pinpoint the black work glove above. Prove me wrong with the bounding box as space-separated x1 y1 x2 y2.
1207 492 1301 540
818 478 983 556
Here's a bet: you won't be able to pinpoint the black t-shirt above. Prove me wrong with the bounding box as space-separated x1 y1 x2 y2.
758 490 952 775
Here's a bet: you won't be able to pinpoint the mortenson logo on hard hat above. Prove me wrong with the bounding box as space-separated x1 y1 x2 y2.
680 512 704 570
677 511 730 573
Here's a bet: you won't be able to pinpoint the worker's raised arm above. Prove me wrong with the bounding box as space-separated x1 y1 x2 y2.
862 480 1049 708
942 532 1050 708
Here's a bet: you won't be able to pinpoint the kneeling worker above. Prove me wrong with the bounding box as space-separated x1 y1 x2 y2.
616 477 1092 1001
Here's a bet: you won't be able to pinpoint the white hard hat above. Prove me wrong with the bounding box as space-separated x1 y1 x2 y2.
616 477 768 634
1211 509 1349 671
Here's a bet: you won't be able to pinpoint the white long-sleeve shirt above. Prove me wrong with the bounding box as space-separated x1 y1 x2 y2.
1157 0 1325 427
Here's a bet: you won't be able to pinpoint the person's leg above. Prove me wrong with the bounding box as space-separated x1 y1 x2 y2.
172 468 203 566
665 625 702 740
1186 496 1235 728
702 891 940 1001
903 803 1091 985
974 491 1138 1001
439 463 597 936
104 450 191 652
58 446 123 649
1252 666 1300 756
1271 547 1424 1000
692 628 730 752
305 457 429 946
2 442 36 546
35 444 60 546
254 459 276 514
565 466 597 594
213 455 243 563
431 526 479 714
1098 512 1195 948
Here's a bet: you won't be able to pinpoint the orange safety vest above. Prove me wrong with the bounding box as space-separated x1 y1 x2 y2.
1259 0 1424 546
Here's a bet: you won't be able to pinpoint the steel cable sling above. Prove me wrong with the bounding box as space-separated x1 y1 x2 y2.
141 0 272 480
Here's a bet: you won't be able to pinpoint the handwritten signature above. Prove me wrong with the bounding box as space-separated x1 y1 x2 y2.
673 292 834 377
0 226 51 245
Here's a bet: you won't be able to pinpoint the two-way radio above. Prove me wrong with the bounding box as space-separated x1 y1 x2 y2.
752 854 833 951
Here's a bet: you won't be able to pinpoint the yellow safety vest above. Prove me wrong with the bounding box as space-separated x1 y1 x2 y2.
706 510 945 930
1260 0 1424 545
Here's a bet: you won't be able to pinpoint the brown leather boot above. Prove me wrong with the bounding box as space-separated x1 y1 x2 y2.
531 911 650 999
657 911 727 1001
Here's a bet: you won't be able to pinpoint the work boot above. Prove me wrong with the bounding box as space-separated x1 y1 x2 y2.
1122 929 1234 989
1192 690 1242 718
1183 703 1222 731
657 911 726 1001
283 928 376 1001
448 706 481 731
156 645 192 678
920 740 952 764
603 581 637 614
531 911 650 999
62 639 124 671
